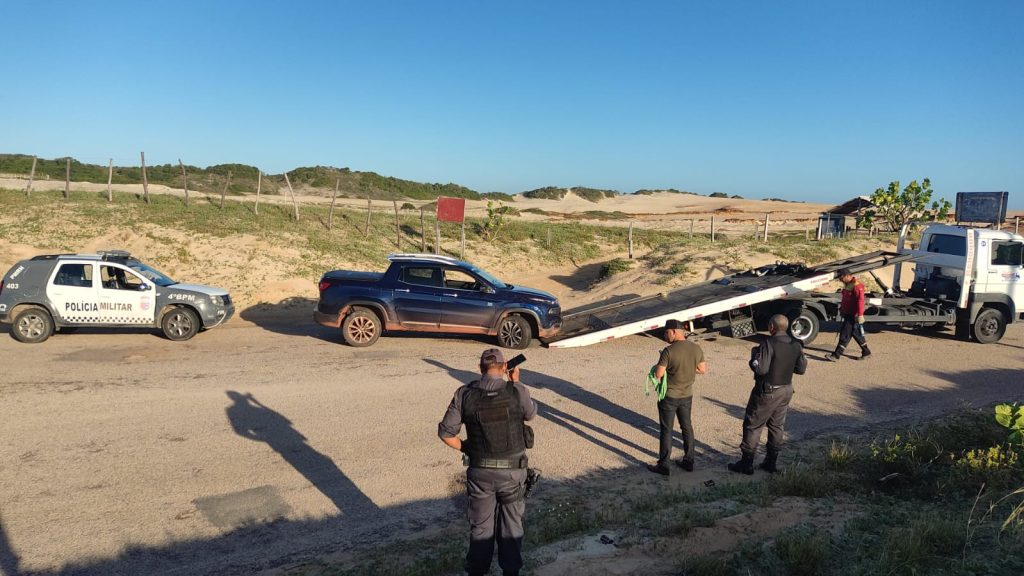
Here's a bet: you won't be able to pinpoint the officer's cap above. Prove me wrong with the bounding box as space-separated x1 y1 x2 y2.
480 348 505 364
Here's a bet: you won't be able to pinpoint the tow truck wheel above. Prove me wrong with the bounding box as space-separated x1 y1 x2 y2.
161 306 200 341
12 306 54 344
788 310 819 344
342 307 381 347
972 308 1006 344
497 315 532 350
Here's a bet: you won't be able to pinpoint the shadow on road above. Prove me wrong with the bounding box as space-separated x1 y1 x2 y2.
239 298 340 341
0 513 21 576
224 391 378 517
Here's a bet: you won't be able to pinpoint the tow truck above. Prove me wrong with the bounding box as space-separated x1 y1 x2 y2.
542 222 1023 348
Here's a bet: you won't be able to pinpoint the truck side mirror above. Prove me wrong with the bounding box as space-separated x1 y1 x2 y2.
481 285 495 294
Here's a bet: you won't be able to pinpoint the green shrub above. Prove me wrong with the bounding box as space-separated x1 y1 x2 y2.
599 258 632 280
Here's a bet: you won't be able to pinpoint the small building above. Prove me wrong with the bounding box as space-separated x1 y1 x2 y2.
818 196 875 239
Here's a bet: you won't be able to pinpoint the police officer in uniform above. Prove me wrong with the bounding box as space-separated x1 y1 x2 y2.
439 348 537 576
728 314 807 475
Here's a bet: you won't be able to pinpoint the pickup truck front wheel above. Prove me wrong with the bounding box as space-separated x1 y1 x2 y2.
342 307 381 347
497 315 532 350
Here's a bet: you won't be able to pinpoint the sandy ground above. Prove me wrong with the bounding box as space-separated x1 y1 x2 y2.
0 300 1021 575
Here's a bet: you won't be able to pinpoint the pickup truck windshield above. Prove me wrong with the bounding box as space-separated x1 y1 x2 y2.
467 263 507 289
127 262 178 287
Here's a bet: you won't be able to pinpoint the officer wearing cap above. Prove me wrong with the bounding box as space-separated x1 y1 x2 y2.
438 348 537 576
728 314 807 475
647 318 707 476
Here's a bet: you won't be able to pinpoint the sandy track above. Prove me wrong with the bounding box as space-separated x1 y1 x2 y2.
0 314 1021 575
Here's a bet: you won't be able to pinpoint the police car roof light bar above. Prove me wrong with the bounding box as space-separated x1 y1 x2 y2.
98 250 133 260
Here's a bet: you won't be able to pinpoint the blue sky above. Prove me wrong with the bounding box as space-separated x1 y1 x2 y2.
1 1 1022 206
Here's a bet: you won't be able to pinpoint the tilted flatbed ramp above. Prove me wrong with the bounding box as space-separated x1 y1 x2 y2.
543 251 914 348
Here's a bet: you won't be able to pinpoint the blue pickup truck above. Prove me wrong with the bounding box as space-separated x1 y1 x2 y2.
314 254 562 349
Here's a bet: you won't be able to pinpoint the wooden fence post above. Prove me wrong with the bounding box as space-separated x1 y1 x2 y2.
220 170 231 209
179 159 188 206
25 156 37 196
435 218 441 255
283 172 299 221
460 221 465 259
140 152 150 204
546 227 552 248
106 159 113 202
804 223 810 240
64 157 70 199
628 221 634 258
711 215 716 243
394 199 401 249
364 196 372 236
254 171 261 215
420 208 426 251
329 179 339 230
689 219 693 238
763 212 770 242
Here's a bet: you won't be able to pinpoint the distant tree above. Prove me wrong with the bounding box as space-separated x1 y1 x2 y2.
709 192 729 198
857 178 951 231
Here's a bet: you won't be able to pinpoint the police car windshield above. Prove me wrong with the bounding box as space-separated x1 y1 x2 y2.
467 264 507 289
127 262 177 287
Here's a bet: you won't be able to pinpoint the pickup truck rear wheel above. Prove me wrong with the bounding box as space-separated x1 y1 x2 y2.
342 307 381 347
162 306 200 341
12 306 54 343
972 308 1006 344
497 315 532 350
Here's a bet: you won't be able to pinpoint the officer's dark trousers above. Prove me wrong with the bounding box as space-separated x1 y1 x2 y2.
837 314 868 350
657 395 694 467
740 384 793 457
465 467 527 576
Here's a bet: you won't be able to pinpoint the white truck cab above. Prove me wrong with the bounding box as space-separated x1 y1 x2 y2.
901 224 1024 342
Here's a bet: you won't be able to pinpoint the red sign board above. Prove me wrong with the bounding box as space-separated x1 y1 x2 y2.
436 196 466 223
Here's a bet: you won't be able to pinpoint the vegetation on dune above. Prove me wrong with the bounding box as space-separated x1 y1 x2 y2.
0 154 482 202
522 186 618 203
633 188 699 196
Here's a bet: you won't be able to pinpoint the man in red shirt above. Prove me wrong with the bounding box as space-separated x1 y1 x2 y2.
826 269 872 361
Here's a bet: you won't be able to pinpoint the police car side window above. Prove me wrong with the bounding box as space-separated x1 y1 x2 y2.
54 264 93 287
101 265 145 290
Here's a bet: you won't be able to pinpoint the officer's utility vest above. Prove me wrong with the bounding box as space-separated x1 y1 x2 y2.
765 335 803 387
462 381 527 460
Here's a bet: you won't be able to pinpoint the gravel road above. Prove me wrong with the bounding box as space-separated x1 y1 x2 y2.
1 315 1021 575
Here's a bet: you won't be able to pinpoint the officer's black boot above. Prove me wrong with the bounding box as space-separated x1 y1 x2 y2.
759 449 780 474
825 345 845 362
727 452 755 475
858 345 872 360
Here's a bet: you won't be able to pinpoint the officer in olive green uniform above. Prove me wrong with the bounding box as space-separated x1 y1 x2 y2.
439 348 537 576
728 314 807 475
647 319 707 476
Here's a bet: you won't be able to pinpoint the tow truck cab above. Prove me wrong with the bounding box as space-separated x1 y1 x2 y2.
905 224 1024 339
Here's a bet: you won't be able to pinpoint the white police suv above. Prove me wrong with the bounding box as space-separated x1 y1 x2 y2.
0 250 234 343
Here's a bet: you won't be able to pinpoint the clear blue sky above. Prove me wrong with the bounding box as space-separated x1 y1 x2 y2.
2 1 1022 206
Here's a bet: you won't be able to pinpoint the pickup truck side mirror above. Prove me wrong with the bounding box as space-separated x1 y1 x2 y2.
480 285 496 294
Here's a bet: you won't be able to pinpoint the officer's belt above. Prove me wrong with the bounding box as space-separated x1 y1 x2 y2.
470 456 528 469
760 382 792 394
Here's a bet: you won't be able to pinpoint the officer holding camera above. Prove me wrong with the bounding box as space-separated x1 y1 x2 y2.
728 314 807 475
438 348 537 576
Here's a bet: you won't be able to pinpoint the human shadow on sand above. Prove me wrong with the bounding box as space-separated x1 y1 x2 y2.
224 391 378 518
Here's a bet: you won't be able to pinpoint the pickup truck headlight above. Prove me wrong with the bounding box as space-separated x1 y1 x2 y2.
210 295 231 306
548 306 561 317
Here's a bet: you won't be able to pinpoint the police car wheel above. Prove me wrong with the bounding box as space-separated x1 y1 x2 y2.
497 315 532 350
161 306 200 341
12 306 54 343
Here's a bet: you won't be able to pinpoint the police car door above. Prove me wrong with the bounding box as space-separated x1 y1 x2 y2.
47 261 101 324
98 264 157 325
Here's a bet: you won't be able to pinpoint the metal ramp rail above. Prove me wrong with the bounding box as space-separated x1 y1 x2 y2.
543 251 914 348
